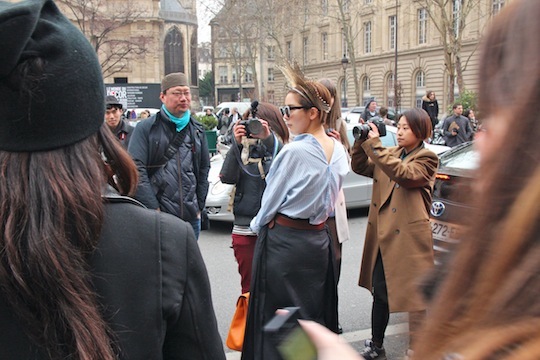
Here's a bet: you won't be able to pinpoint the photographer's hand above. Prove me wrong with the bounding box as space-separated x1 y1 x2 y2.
252 119 272 140
233 122 247 144
299 320 363 360
326 128 341 142
367 122 380 139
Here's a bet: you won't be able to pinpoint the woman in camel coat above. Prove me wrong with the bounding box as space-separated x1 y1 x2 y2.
351 108 438 359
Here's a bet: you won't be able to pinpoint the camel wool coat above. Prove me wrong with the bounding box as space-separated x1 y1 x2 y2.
351 137 438 312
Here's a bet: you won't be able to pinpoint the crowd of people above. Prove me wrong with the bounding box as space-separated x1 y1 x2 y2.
1 0 538 359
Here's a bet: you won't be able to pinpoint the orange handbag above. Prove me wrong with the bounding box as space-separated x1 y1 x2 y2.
226 292 250 351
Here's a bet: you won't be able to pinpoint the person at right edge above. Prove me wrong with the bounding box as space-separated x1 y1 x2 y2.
0 0 224 359
351 108 438 359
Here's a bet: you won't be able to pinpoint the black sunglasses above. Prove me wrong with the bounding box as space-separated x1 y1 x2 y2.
279 105 309 117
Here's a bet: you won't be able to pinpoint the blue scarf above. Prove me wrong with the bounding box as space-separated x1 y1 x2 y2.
162 105 190 132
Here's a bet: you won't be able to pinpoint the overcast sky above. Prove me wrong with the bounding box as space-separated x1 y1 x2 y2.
196 0 218 43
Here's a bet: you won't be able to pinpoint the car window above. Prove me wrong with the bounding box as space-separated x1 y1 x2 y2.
440 144 479 170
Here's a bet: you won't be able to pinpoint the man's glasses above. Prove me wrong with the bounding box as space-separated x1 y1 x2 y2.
279 105 309 117
169 91 191 98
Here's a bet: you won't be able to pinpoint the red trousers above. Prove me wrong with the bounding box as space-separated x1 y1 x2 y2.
231 233 257 294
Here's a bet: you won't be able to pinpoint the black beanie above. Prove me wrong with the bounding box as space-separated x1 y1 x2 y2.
0 0 104 152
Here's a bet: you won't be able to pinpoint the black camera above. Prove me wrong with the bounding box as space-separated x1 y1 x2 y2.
237 100 264 138
238 118 263 137
353 117 387 140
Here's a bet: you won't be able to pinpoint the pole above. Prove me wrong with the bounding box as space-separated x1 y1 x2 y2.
394 0 399 113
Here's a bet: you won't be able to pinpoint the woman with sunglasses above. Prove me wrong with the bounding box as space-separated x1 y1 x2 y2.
241 63 349 360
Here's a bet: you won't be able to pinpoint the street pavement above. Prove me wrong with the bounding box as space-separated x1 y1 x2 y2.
198 208 410 360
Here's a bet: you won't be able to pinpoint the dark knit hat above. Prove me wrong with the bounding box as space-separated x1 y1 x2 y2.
105 95 122 109
161 72 189 92
0 0 104 152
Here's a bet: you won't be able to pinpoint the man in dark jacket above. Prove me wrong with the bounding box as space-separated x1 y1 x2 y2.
441 103 473 147
421 90 439 130
128 73 210 239
105 95 134 149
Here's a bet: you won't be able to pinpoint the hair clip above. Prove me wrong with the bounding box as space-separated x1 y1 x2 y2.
315 88 331 113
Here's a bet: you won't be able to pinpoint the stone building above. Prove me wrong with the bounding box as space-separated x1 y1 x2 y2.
57 0 202 108
212 0 509 114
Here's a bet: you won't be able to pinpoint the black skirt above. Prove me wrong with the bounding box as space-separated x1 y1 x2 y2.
241 222 338 360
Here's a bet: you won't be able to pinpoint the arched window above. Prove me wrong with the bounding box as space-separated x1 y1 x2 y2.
385 72 395 107
362 76 371 106
190 31 198 86
415 71 426 108
164 27 184 75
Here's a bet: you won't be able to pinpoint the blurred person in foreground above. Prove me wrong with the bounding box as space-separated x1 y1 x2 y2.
301 1 540 359
241 63 349 360
219 102 289 294
0 1 225 359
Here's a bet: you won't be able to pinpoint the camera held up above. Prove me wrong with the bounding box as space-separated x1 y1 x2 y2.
353 117 387 140
239 100 264 138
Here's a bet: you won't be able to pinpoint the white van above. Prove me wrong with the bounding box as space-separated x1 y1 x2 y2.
215 102 251 118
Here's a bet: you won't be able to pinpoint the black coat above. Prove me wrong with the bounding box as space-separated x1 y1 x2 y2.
0 197 226 360
421 96 439 129
219 134 282 226
128 112 210 221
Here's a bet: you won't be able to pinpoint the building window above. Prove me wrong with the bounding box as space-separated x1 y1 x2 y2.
303 37 309 64
268 68 275 82
364 0 372 4
362 76 371 105
244 66 253 83
389 15 396 50
218 47 228 58
418 8 427 44
219 66 228 84
322 32 328 60
386 73 395 107
164 27 184 75
231 68 237 83
364 21 372 54
415 71 426 108
342 29 349 58
343 0 349 12
453 0 462 37
322 0 328 15
492 0 505 15
286 41 292 61
267 45 275 59
267 90 275 104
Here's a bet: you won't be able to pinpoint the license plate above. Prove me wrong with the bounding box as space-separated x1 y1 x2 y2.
430 219 461 243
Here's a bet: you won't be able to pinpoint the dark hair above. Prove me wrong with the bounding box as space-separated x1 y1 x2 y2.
106 104 122 111
379 106 388 117
242 102 289 143
426 90 435 98
415 1 540 358
319 78 350 151
463 109 472 118
400 108 432 140
0 122 137 359
452 103 462 110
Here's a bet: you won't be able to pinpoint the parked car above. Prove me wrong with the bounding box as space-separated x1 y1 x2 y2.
205 125 450 222
343 106 398 124
429 141 478 264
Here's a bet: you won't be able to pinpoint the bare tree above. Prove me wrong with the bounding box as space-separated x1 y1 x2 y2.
57 0 150 79
414 0 483 104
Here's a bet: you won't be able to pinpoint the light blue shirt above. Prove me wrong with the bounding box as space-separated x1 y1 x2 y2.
250 134 349 234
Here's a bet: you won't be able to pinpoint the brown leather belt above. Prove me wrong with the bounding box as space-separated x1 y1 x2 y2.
269 214 325 231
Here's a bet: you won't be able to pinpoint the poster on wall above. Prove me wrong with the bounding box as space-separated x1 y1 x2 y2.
105 84 161 110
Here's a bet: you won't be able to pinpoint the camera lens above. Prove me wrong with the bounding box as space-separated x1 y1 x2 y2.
247 119 263 135
352 124 371 140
